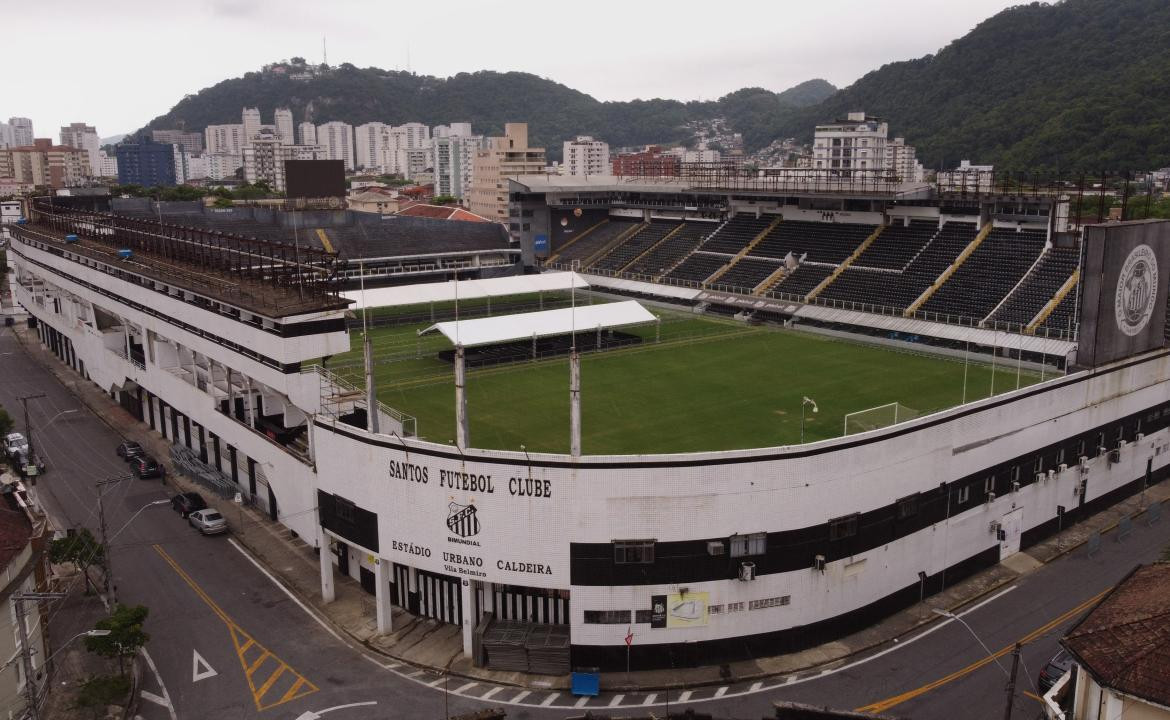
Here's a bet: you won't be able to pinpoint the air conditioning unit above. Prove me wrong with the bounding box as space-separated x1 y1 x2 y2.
1108 449 1121 465
987 491 997 504
707 541 726 556
1058 463 1068 473
1048 469 1057 481
988 520 1001 534
813 555 826 572
1012 481 1021 492
1036 473 1046 484
739 562 757 581
1136 432 1145 441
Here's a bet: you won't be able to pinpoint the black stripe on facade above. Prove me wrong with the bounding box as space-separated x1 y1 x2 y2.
317 490 379 552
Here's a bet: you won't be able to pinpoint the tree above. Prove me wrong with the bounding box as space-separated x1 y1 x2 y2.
85 604 149 675
0 406 12 438
432 195 457 206
49 529 104 595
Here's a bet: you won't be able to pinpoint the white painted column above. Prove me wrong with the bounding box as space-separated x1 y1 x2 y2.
375 558 393 634
484 582 495 615
460 579 473 658
454 345 469 449
318 526 335 603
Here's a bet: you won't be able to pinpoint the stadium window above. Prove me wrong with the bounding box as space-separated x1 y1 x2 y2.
955 485 971 505
584 610 632 624
730 532 767 558
1011 465 1021 485
1096 432 1107 455
1076 439 1086 458
1057 447 1066 466
896 493 919 520
983 476 994 495
1034 456 1045 475
829 513 859 541
614 540 655 564
634 610 653 624
335 496 355 524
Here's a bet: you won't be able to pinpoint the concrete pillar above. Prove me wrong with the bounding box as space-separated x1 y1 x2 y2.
454 345 469 449
484 582 495 614
364 333 379 434
569 349 581 457
461 579 473 658
375 558 393 634
319 526 335 603
244 376 256 428
226 366 236 419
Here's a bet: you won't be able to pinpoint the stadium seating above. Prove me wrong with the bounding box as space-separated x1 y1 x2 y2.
715 257 784 292
752 220 876 264
591 221 682 272
921 227 1047 320
664 252 730 284
699 214 774 254
769 264 836 297
853 219 939 270
624 221 718 278
553 219 640 266
989 244 1080 327
1041 287 1080 335
817 221 980 310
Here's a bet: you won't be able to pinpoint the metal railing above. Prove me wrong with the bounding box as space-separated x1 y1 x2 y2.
304 363 417 437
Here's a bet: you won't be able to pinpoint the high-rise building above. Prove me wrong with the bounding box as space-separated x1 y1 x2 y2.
379 122 433 176
243 130 325 192
355 122 389 171
0 138 92 188
562 136 610 177
885 137 923 183
298 121 317 146
812 111 890 177
242 107 262 144
612 146 680 177
316 121 355 170
469 122 545 228
204 124 245 156
433 132 484 200
59 123 101 176
152 129 204 154
7 117 34 147
274 108 295 146
205 153 243 182
116 137 177 186
97 150 118 178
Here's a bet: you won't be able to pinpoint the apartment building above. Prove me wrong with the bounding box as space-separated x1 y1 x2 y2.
355 122 389 171
151 129 204 155
242 131 325 191
562 135 610 177
469 122 545 228
59 123 101 175
316 121 355 171
274 108 295 146
0 138 92 188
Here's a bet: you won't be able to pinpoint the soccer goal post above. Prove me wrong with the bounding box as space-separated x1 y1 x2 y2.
843 402 919 436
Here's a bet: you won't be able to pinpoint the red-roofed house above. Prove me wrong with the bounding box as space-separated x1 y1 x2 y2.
0 483 50 719
396 204 492 223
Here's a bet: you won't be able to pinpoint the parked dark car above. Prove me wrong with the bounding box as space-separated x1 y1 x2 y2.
131 455 164 480
1038 649 1075 692
116 441 144 461
171 492 207 517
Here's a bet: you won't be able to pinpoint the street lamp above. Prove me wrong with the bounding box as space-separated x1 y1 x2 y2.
97 492 170 605
801 396 818 444
42 408 78 429
932 608 1024 720
930 608 1009 676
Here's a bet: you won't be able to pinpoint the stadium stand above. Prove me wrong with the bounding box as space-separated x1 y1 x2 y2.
1041 285 1080 334
769 264 836 298
716 257 785 292
921 227 1047 320
664 252 730 284
817 221 980 310
624 221 719 278
752 220 876 264
590 220 682 272
853 219 939 270
699 214 774 254
553 219 639 266
988 243 1080 326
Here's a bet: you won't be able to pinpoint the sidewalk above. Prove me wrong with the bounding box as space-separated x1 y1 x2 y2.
13 322 1170 693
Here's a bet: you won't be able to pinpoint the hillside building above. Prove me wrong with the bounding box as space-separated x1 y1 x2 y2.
243 131 325 191
242 107 262 144
811 111 919 180
205 124 245 156
151 129 204 155
116 136 177 186
205 152 243 181
562 136 610 177
298 121 317 146
317 121 355 171
274 108 295 146
97 150 118 178
355 122 389 171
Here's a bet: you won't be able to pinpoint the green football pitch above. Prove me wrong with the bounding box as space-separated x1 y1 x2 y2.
325 303 1043 455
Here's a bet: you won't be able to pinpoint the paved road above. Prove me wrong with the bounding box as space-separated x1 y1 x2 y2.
5 323 1169 720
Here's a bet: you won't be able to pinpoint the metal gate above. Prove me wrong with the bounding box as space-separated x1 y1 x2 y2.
488 585 569 625
418 569 462 625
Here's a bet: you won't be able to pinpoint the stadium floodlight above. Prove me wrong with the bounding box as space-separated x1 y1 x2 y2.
801 397 818 444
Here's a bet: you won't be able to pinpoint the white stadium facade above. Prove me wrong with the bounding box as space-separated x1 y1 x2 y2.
6 173 1170 673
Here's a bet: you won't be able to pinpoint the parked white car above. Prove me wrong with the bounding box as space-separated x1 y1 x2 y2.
4 432 29 460
188 509 227 535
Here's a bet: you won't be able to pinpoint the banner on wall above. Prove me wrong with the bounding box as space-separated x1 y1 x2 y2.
650 595 667 629
665 591 709 628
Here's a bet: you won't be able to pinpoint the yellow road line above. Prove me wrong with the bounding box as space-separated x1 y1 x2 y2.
856 588 1108 714
1024 691 1044 703
153 545 318 710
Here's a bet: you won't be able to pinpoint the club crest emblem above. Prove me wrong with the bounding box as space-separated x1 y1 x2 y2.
446 501 480 538
1115 244 1158 337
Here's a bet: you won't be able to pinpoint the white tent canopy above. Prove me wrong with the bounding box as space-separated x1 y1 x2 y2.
420 300 657 347
342 271 589 310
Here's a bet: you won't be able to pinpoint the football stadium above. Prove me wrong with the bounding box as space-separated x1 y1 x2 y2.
8 169 1170 675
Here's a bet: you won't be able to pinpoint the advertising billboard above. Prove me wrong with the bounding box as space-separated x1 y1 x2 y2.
285 159 346 198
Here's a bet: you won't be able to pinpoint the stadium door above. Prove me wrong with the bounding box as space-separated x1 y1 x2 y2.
417 569 463 625
999 507 1023 558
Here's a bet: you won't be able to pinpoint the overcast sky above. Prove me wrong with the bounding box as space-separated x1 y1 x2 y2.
9 0 1027 140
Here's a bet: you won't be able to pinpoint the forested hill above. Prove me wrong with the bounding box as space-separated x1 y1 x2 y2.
140 0 1170 170
139 69 835 160
764 0 1170 170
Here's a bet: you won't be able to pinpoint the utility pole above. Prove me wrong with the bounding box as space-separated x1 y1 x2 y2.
1003 642 1022 720
13 591 64 720
96 476 129 605
18 393 46 473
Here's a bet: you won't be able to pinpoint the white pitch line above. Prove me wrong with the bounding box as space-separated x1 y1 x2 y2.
512 690 532 703
575 696 590 708
540 692 560 706
481 687 503 700
610 694 625 706
455 682 478 694
644 693 658 705
678 690 693 703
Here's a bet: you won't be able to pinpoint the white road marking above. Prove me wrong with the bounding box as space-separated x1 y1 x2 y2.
455 682 478 693
714 686 728 697
481 687 503 700
140 648 176 720
408 670 425 678
428 677 446 687
574 695 590 707
140 691 169 707
192 648 218 682
511 690 531 703
610 694 625 706
679 690 693 702
540 692 560 706
644 693 658 705
750 681 763 692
